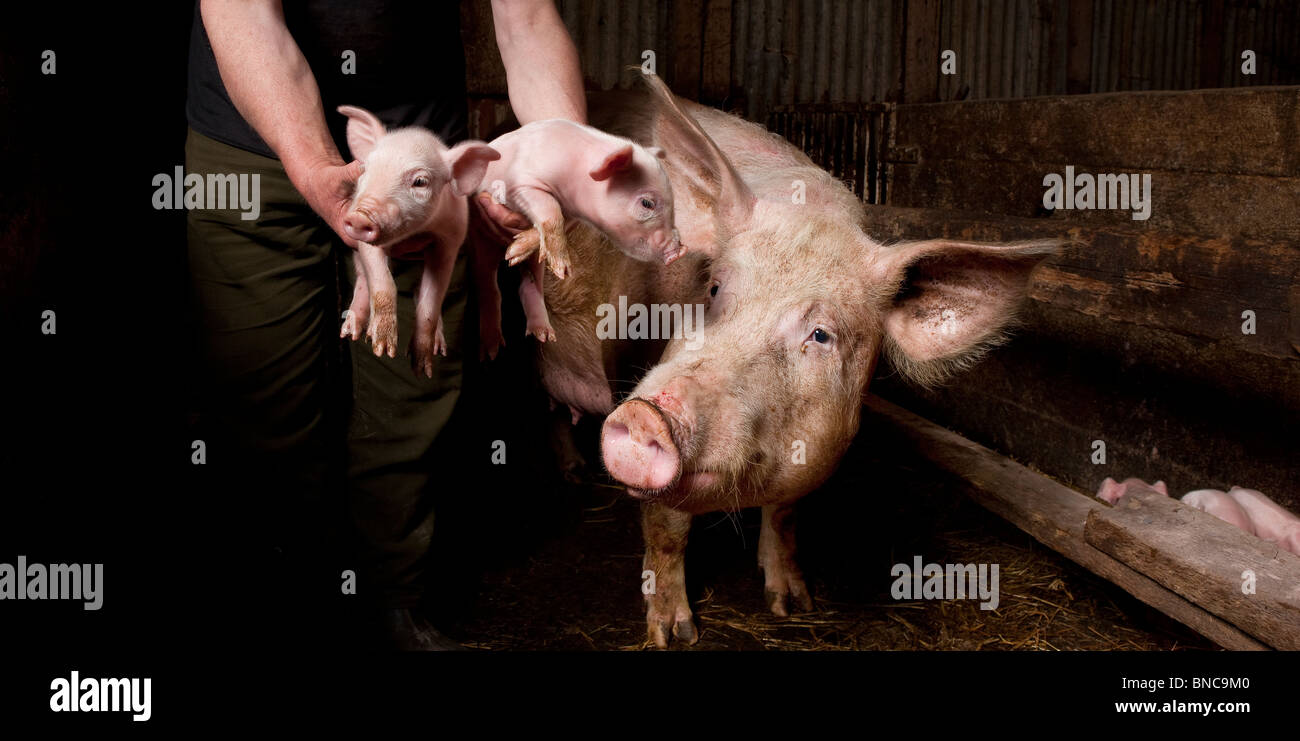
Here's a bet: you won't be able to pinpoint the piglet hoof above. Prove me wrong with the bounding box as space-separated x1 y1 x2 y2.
433 324 448 357
525 322 557 343
367 313 399 359
545 252 571 281
504 228 542 266
764 576 815 618
479 328 505 361
340 310 365 341
646 602 698 649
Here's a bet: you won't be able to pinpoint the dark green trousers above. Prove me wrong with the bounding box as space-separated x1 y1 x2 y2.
185 128 465 609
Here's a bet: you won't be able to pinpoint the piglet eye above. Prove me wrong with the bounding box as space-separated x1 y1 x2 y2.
640 197 656 210
413 175 430 188
812 328 830 343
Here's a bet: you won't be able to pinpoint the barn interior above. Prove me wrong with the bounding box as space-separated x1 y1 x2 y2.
0 1 1295 654
448 0 1299 650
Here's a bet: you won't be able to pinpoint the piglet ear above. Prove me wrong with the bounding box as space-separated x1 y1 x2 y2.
1151 480 1169 496
589 144 635 181
337 105 386 160
444 141 500 197
870 237 1063 388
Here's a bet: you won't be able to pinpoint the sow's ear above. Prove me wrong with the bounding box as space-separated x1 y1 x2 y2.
444 141 500 197
337 105 386 161
640 73 754 257
870 237 1062 388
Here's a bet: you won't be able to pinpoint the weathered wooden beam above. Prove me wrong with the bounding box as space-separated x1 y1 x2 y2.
902 0 940 103
863 394 1270 650
1084 488 1300 650
888 87 1300 178
699 0 732 105
670 0 704 100
1066 0 1094 95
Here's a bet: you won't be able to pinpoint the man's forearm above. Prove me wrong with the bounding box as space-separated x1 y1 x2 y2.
201 0 344 184
492 0 586 124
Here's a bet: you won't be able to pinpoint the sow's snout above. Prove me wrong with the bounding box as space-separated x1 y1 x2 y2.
600 398 681 494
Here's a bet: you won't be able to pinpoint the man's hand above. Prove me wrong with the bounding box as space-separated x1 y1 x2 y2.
293 159 364 248
471 191 532 245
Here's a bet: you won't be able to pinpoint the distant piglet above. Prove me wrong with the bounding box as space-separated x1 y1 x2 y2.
336 105 499 375
1096 477 1300 556
472 120 680 355
1226 486 1300 556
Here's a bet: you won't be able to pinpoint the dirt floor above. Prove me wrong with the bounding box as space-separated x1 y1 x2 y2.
432 412 1217 651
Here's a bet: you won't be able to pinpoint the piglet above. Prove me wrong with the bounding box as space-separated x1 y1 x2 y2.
1095 477 1167 505
1180 489 1254 533
472 120 680 355
1226 486 1300 556
336 106 499 375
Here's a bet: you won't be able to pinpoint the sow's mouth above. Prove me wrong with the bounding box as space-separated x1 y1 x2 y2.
600 398 720 499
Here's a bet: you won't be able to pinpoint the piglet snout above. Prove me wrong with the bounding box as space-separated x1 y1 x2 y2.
601 399 681 493
344 210 379 243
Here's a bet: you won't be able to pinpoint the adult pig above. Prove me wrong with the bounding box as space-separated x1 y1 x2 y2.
535 75 1060 648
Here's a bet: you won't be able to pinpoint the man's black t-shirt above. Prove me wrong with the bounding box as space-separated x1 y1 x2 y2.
186 1 468 159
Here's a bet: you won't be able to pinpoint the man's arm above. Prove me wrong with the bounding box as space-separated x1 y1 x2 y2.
201 0 361 245
491 0 586 124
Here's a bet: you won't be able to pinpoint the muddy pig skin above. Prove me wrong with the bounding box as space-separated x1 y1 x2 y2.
1227 486 1300 556
523 74 1062 648
335 105 498 375
472 119 680 358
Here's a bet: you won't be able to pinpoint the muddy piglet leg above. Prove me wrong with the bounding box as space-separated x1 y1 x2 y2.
356 242 399 358
502 187 570 280
759 503 814 616
641 503 697 648
410 242 458 377
341 260 370 341
519 254 556 342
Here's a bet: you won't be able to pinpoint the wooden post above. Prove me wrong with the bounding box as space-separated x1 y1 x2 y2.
903 0 941 103
700 0 732 105
671 0 704 100
1066 0 1094 94
1200 0 1225 88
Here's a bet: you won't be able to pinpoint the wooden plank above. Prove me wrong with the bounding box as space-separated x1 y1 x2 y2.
1084 487 1300 650
889 159 1300 242
888 87 1300 178
863 394 1270 650
903 0 941 103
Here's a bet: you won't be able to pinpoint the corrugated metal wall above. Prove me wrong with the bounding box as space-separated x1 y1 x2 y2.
466 0 1300 128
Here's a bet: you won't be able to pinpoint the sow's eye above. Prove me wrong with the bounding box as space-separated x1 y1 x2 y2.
801 326 834 353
